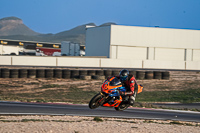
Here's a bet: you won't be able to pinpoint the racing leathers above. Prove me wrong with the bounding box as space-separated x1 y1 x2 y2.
119 74 138 105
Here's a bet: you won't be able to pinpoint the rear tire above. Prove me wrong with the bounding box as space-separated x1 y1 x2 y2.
115 102 129 111
89 93 104 109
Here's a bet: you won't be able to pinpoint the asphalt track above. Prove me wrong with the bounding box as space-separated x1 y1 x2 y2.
153 103 200 110
0 101 200 123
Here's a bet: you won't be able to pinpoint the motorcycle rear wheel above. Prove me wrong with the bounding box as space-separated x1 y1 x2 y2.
114 103 129 111
89 93 104 109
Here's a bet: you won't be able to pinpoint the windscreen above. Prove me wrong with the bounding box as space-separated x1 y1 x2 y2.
109 77 121 86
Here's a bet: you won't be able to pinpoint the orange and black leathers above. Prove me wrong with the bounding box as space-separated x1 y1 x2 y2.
121 74 138 96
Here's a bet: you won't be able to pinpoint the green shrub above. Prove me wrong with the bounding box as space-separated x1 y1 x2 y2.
93 117 103 122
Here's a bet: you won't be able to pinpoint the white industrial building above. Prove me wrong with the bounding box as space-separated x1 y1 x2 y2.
85 25 200 70
0 25 200 70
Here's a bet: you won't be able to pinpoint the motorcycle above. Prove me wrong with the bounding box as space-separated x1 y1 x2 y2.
89 76 143 111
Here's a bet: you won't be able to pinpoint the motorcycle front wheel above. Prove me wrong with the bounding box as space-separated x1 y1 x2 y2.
89 93 105 109
114 103 129 111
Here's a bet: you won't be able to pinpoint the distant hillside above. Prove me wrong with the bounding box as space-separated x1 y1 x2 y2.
0 17 40 36
55 23 96 36
0 16 116 45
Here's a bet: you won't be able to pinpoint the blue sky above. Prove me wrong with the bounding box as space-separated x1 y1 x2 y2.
0 0 200 34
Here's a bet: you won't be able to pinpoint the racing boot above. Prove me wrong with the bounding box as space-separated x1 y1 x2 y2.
122 95 129 104
129 94 136 106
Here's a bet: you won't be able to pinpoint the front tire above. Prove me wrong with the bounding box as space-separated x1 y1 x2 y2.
89 93 104 109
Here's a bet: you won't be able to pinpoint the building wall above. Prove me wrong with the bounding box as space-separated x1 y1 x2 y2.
110 25 200 49
154 48 185 61
85 26 111 57
193 49 200 61
143 60 185 70
108 25 200 62
112 46 147 60
84 25 200 70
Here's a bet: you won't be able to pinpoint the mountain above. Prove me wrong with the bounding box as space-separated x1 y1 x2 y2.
55 23 96 36
0 17 116 45
0 17 40 36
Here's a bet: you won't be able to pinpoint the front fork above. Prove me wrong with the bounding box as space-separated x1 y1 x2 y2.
98 92 108 105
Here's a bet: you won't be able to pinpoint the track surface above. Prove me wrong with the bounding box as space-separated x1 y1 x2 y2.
0 101 200 122
153 103 200 109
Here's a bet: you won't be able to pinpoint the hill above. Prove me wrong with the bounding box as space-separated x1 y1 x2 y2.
0 17 40 36
0 17 116 45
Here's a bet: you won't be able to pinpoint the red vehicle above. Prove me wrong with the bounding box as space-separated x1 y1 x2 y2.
89 77 143 111
36 47 61 56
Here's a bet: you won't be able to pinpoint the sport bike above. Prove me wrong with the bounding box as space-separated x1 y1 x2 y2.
89 77 143 111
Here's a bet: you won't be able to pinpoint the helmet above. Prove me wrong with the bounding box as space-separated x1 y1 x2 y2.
119 69 129 81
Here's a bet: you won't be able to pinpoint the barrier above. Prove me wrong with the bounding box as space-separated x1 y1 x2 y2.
71 70 79 78
10 69 18 78
19 69 28 78
129 70 136 77
92 75 105 80
96 70 104 76
145 71 154 79
112 70 120 76
104 70 112 78
79 70 88 76
28 69 36 78
0 56 200 70
54 69 62 78
153 71 162 79
45 69 54 78
80 75 91 80
0 67 171 80
136 71 145 79
88 70 96 76
1 68 9 78
0 56 12 65
162 71 170 80
62 69 71 79
36 69 45 78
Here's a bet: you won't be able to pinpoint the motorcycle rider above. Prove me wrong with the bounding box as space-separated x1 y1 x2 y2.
118 69 138 106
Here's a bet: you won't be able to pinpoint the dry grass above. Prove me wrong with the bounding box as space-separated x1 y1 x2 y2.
0 78 199 104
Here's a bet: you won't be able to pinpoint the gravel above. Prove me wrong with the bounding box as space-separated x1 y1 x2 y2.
0 115 199 133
